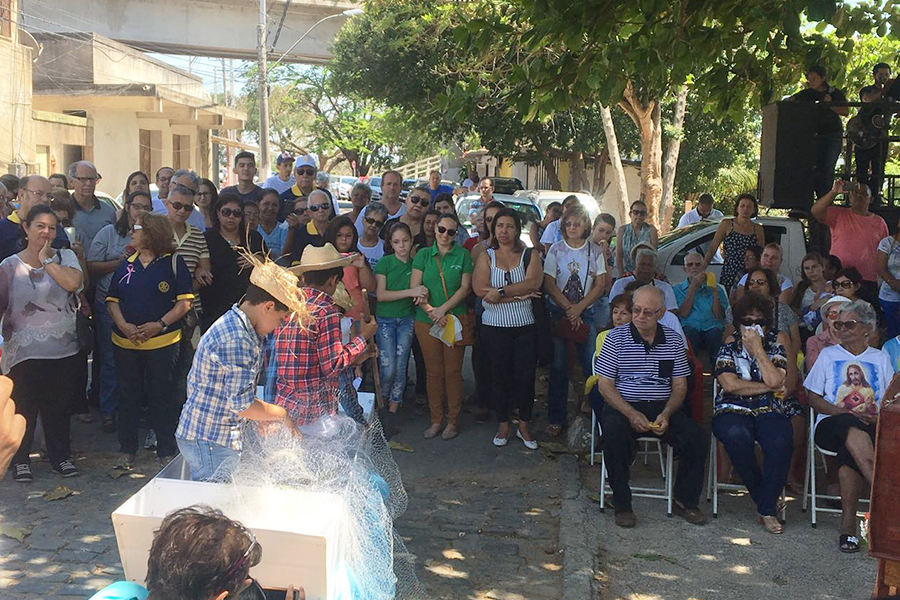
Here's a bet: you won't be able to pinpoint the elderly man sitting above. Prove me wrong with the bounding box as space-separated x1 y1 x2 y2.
609 246 678 310
803 299 897 553
596 285 708 528
675 250 729 361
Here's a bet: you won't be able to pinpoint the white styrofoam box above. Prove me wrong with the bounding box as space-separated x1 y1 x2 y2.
111 456 344 599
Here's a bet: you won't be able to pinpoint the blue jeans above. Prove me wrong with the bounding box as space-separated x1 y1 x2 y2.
94 299 120 417
712 411 793 516
376 316 414 405
683 326 724 361
881 298 900 340
176 437 240 482
548 307 596 426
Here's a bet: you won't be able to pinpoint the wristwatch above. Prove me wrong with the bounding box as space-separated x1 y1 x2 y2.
157 319 167 330
42 256 54 266
498 287 506 297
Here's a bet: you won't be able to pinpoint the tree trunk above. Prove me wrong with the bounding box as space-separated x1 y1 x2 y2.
540 152 562 190
619 82 663 229
569 151 589 192
593 147 609 199
660 84 688 234
599 104 630 225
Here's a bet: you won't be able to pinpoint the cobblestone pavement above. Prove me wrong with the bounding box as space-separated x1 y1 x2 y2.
0 362 568 600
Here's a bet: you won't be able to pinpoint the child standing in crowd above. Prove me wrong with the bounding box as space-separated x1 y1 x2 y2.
591 213 617 330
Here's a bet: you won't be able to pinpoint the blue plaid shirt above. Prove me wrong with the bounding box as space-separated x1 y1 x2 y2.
175 305 264 451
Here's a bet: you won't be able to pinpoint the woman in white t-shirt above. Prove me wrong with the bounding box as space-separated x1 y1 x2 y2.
542 204 607 437
875 221 900 339
357 202 387 273
803 299 897 553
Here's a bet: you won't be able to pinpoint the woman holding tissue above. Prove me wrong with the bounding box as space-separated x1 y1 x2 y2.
411 212 473 440
713 292 791 534
473 208 544 449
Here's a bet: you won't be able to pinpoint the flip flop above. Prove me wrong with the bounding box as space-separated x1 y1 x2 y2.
839 534 860 553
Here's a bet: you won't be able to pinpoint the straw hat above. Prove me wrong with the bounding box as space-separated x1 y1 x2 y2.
288 243 356 275
235 247 308 319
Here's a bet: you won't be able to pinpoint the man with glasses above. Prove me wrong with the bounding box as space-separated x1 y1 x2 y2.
675 250 728 361
280 155 337 220
69 161 116 251
353 170 405 235
151 167 175 210
381 186 430 254
596 285 708 528
281 190 332 264
264 151 296 195
0 175 70 262
221 151 265 204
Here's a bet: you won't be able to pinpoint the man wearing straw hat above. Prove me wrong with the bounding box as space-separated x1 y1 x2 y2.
175 258 308 482
273 243 378 429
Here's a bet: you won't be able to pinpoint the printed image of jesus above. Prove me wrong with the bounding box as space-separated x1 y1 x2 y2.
835 362 877 416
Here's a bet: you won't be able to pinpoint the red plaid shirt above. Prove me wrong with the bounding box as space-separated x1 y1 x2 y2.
273 288 367 425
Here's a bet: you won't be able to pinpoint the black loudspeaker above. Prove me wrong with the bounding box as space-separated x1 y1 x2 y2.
759 101 819 209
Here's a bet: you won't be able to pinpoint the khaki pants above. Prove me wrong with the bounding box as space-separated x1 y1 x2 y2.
414 320 465 426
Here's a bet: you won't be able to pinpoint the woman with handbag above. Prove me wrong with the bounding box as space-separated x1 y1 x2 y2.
543 204 608 437
107 212 193 469
0 205 85 482
473 208 543 449
411 212 474 440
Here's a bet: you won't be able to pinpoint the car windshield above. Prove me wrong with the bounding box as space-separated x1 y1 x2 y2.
369 177 381 187
457 199 540 231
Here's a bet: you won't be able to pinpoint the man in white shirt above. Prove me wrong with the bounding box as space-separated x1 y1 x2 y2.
677 193 723 228
354 170 405 234
609 247 678 310
264 152 295 195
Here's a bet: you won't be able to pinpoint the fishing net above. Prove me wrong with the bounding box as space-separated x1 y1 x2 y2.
223 413 422 600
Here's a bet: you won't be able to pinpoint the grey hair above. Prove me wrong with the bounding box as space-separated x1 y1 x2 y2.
172 169 200 192
351 182 372 199
308 189 330 205
364 201 388 220
634 247 659 265
838 299 877 329
634 284 666 310
67 160 97 178
684 250 703 262
168 184 195 200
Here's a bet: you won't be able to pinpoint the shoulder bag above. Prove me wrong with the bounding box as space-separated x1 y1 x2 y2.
434 254 474 347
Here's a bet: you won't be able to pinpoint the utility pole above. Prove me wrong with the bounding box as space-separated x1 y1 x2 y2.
229 59 235 108
257 0 270 175
221 59 228 106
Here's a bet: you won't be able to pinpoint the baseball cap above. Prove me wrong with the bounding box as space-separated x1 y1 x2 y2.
295 155 317 170
276 151 294 165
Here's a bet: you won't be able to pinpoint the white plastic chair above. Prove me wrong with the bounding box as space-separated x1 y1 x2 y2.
802 406 869 527
705 380 787 520
591 409 665 474
599 433 674 517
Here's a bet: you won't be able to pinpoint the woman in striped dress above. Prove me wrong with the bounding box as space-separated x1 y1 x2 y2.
473 208 544 449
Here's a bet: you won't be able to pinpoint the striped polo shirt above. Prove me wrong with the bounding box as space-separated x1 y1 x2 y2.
174 224 209 312
595 322 690 402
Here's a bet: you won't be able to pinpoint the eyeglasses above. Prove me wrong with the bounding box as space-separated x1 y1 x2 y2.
24 189 50 200
220 208 243 218
832 320 860 331
73 176 100 183
437 225 457 237
834 280 855 289
295 167 316 176
631 209 647 216
365 217 385 228
308 203 330 212
632 307 661 317
129 203 152 212
408 196 429 206
293 207 307 215
222 526 258 582
739 317 769 327
132 224 143 231
747 278 768 286
169 201 194 213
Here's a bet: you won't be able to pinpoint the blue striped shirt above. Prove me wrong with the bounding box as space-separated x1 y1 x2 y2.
595 323 690 402
175 305 263 450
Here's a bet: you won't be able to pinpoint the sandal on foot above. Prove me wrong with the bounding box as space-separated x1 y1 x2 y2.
839 534 860 553
758 515 783 534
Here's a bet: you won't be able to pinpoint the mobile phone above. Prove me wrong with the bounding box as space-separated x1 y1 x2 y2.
843 181 859 191
64 226 77 244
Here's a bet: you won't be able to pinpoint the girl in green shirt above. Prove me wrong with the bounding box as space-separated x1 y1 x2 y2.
375 222 428 425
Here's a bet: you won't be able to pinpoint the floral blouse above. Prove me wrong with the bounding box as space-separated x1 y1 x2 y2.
714 331 789 417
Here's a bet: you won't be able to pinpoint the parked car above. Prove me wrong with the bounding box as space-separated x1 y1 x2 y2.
489 177 525 195
399 178 417 200
332 175 358 200
455 192 542 247
514 189 601 223
365 176 383 201
656 216 807 286
98 190 122 211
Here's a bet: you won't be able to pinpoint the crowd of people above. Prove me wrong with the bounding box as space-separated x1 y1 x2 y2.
0 140 898 558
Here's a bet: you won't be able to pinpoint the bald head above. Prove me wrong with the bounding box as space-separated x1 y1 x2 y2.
634 285 665 311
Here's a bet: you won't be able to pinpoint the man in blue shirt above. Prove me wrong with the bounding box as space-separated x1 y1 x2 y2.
0 175 70 262
674 250 728 361
426 169 454 201
175 261 305 481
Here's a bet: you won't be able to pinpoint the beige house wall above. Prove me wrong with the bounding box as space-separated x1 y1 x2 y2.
0 34 35 172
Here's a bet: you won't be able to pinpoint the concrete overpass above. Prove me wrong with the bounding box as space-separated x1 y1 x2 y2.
19 0 360 64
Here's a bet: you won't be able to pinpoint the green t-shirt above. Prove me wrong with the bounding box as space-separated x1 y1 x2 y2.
411 244 474 323
374 253 415 318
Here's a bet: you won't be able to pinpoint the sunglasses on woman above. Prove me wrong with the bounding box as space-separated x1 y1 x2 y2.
220 208 243 218
746 278 768 286
832 320 859 330
739 317 769 327
365 216 385 228
437 225 457 237
834 280 855 289
293 207 307 215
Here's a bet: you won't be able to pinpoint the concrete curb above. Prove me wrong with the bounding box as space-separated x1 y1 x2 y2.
558 454 597 600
